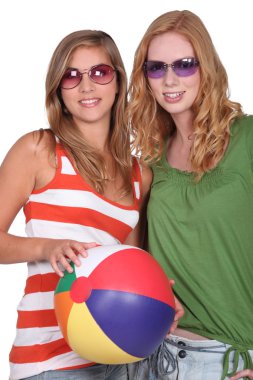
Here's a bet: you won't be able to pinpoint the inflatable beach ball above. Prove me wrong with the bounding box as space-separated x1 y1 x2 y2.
54 244 175 364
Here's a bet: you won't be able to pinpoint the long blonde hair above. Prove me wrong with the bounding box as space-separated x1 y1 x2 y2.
127 10 244 176
46 30 131 193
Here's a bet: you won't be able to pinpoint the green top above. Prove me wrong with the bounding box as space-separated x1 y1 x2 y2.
148 115 253 361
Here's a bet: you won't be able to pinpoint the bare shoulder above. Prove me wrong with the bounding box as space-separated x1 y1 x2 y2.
2 129 54 162
0 129 56 197
0 129 55 229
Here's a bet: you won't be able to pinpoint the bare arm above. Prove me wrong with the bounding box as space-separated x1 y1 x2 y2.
0 131 96 276
167 286 185 334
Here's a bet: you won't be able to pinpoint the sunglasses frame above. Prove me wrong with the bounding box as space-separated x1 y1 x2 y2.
60 64 116 89
143 57 199 78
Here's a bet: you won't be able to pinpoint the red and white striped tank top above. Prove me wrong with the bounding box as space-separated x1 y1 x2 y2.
9 142 142 379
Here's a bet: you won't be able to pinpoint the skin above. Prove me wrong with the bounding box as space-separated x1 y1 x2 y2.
146 32 189 332
0 44 182 333
147 30 253 374
61 46 118 142
147 31 200 172
146 30 198 335
230 370 253 380
0 46 152 278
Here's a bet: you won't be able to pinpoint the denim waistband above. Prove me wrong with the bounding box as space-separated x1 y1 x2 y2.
148 336 253 380
168 334 226 353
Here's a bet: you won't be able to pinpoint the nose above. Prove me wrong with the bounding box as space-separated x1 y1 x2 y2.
78 72 95 92
164 66 178 86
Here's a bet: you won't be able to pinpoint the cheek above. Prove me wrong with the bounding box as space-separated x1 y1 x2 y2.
106 82 118 103
147 79 161 96
184 72 200 93
111 80 119 98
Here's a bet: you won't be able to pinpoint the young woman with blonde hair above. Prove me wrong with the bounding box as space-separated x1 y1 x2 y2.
0 30 152 379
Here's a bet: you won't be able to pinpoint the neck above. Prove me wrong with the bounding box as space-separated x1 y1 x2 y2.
167 112 194 172
77 122 111 151
171 110 194 146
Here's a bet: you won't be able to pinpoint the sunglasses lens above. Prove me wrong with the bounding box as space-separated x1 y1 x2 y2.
173 58 199 77
145 61 166 79
60 69 82 89
89 64 115 84
144 58 199 79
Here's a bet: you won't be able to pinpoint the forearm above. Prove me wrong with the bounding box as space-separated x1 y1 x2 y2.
0 230 97 277
0 231 45 264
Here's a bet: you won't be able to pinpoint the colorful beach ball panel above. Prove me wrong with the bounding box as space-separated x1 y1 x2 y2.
54 245 175 363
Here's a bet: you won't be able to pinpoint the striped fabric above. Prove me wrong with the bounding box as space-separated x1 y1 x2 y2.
9 143 142 380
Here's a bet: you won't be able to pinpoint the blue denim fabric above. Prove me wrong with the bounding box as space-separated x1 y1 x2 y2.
21 363 128 380
129 336 253 380
127 360 150 380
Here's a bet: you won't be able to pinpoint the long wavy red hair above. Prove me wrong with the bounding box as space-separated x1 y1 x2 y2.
127 10 244 177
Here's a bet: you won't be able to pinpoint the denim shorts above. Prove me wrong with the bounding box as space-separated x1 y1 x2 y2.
20 363 128 380
129 335 253 380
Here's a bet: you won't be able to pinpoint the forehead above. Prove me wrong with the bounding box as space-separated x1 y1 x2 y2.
147 31 195 61
69 45 112 68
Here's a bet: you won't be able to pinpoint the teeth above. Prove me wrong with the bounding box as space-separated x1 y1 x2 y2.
164 92 183 98
80 99 98 104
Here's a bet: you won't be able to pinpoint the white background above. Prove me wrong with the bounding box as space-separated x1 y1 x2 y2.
0 1 252 378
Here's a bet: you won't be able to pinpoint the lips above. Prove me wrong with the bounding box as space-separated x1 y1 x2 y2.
163 91 185 99
162 91 185 103
79 98 100 106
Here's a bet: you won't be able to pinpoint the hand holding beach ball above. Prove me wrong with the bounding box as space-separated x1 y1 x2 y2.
54 244 175 364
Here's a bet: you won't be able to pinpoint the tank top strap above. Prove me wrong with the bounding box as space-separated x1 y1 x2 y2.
131 156 142 203
54 137 77 176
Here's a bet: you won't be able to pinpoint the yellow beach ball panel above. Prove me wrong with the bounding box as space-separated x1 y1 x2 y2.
67 302 142 364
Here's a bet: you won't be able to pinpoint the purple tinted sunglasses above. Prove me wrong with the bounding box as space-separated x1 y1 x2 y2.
144 57 199 78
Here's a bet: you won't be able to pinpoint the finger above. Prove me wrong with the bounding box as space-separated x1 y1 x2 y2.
59 254 74 273
82 242 98 248
174 298 185 318
70 242 88 259
169 320 179 334
50 260 64 277
56 247 76 271
72 241 97 258
230 369 253 380
79 242 98 256
176 308 185 319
